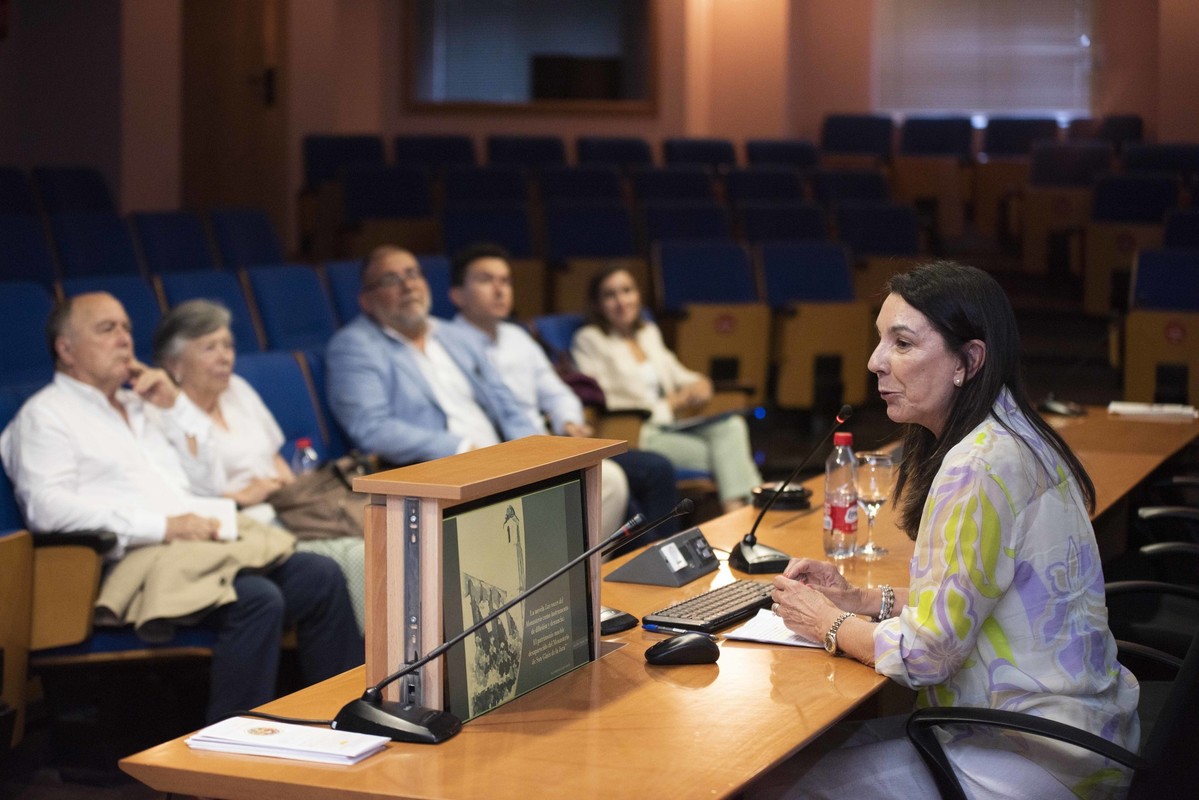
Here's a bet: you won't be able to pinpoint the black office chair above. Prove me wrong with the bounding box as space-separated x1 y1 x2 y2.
907 623 1199 799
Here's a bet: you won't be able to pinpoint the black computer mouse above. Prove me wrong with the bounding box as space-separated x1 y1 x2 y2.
644 632 720 665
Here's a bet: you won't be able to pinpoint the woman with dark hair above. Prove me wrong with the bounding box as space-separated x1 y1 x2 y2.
570 264 761 512
758 262 1138 798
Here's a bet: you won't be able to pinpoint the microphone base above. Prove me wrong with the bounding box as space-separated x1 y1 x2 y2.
727 538 791 574
333 698 463 744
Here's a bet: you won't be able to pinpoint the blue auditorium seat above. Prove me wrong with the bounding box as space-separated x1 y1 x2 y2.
745 140 819 170
302 134 385 191
61 275 162 363
1164 209 1199 250
820 115 894 159
419 254 455 320
809 169 890 210
340 165 434 224
1091 175 1179 223
531 312 585 359
654 240 769 402
31 166 116 213
49 211 142 278
642 201 732 244
131 211 217 274
0 169 37 215
898 116 973 158
442 166 529 207
440 206 535 258
737 202 826 244
759 241 856 306
981 117 1059 157
1123 143 1199 182
543 203 638 263
234 350 328 466
0 390 26 533
1029 141 1114 187
538 166 625 205
836 203 921 258
1131 250 1199 312
655 240 758 312
486 135 567 168
725 168 805 204
209 207 285 269
392 134 477 168
662 138 737 170
631 166 716 203
324 259 362 325
245 264 338 351
0 282 54 395
759 241 871 409
575 136 654 170
0 214 59 286
156 270 263 352
299 348 348 460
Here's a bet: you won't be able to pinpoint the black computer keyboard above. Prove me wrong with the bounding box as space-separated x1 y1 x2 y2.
642 579 774 634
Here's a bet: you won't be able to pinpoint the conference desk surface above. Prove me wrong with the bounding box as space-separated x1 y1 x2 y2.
121 408 1199 800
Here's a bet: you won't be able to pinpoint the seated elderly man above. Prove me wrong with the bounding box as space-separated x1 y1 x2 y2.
325 245 635 534
0 292 362 721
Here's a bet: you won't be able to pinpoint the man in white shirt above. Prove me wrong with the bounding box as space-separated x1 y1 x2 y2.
445 243 679 542
1 293 362 720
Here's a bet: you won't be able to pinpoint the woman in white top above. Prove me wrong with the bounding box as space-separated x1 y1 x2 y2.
153 299 364 632
571 265 761 511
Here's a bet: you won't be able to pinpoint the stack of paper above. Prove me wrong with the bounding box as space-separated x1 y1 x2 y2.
186 716 390 765
1107 402 1198 420
723 609 821 648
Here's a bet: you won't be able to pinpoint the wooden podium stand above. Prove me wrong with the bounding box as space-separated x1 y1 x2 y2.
352 435 626 709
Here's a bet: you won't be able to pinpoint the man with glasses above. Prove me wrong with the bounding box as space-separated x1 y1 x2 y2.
326 245 540 467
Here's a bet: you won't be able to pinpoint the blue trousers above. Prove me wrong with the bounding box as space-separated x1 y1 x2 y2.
611 449 680 545
199 551 364 720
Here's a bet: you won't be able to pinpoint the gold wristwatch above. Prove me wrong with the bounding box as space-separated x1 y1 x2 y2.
823 612 855 656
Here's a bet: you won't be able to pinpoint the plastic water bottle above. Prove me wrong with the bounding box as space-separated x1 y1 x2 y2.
823 431 858 560
290 437 320 475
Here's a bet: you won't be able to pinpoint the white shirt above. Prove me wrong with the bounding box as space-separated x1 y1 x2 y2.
385 321 500 453
448 315 584 435
210 374 285 493
0 372 235 558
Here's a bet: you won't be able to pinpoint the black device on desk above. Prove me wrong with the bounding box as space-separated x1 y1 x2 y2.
644 632 720 665
642 579 774 634
604 526 718 587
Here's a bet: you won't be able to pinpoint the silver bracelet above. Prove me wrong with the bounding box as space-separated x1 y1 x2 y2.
877 584 895 621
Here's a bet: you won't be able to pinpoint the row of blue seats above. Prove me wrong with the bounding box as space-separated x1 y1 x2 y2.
6 240 1197 401
0 207 284 287
0 196 927 287
301 116 1159 184
0 239 872 397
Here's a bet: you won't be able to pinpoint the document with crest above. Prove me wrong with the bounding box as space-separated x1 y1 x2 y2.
186 716 389 765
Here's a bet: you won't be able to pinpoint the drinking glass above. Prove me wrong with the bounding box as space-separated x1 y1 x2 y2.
856 452 895 560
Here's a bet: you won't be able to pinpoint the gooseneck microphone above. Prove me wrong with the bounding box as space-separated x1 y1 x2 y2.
728 404 853 574
333 498 695 744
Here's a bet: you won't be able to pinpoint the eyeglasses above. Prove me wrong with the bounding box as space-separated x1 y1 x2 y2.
363 268 424 292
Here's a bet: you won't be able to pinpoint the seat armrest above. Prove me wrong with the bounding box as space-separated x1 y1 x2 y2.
1116 639 1182 681
906 706 1146 800
30 530 117 555
29 530 115 651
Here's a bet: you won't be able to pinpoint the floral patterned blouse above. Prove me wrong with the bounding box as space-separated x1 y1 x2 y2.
874 388 1140 797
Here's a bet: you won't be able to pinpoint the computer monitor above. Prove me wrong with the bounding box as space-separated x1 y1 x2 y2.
440 470 595 722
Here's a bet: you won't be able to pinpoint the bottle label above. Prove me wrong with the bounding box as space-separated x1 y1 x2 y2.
823 501 858 533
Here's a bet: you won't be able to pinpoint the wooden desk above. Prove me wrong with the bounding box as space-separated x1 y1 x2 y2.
121 498 913 800
120 410 1199 799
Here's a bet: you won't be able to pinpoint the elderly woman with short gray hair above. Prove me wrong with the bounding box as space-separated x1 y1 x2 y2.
153 299 365 632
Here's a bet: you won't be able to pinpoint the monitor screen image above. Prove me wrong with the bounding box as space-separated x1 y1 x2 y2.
440 471 595 722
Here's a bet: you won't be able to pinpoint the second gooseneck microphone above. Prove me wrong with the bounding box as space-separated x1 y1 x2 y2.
728 404 854 574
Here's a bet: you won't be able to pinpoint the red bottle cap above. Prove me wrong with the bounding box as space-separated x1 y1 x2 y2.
833 432 853 446
296 437 313 448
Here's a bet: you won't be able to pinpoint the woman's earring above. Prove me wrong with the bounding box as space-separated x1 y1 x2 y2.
954 377 962 387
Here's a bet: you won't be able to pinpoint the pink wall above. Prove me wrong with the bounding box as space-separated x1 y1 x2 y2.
1093 0 1159 139
1158 0 1199 140
121 0 182 213
787 0 875 142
